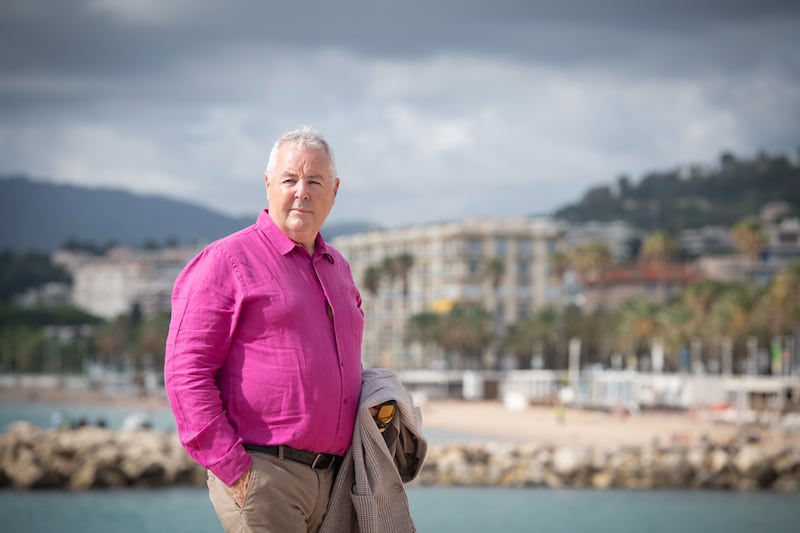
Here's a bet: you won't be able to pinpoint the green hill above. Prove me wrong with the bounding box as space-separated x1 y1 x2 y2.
553 149 800 232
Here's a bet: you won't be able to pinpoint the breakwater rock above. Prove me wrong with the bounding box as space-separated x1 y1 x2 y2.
1 422 798 491
415 439 800 492
0 422 205 490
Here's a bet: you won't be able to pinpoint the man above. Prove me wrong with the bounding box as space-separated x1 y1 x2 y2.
164 126 364 532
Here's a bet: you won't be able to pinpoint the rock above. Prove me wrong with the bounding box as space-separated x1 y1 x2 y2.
0 425 798 492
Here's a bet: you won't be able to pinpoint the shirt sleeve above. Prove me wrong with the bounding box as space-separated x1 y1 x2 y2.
164 245 251 485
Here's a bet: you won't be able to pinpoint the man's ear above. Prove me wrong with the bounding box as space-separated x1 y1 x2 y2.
333 177 340 197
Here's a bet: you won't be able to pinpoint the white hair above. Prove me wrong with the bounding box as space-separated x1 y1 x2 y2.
265 125 337 178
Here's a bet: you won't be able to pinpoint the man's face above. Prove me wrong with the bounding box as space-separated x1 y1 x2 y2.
265 143 339 251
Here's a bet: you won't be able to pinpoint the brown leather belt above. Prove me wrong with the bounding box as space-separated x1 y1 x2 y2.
243 443 341 470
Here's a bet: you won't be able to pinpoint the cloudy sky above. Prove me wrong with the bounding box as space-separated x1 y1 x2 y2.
2 1 799 229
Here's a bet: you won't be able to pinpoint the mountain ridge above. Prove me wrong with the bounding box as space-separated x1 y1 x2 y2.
0 175 378 252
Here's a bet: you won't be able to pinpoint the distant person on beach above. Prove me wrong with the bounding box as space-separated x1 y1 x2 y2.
164 126 364 532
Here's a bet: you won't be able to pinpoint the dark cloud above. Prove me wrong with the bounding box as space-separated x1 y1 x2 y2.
3 1 799 73
1 0 798 225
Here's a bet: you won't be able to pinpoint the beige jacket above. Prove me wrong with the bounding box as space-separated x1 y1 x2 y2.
319 367 427 533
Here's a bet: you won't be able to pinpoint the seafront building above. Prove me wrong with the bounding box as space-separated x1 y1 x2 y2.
332 216 562 369
53 246 201 320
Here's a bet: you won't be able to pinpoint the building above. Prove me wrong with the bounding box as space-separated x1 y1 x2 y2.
63 246 200 320
580 263 701 312
560 220 641 264
679 226 734 258
332 216 562 369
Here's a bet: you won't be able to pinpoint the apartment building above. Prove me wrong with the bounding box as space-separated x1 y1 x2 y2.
332 216 562 369
58 246 200 320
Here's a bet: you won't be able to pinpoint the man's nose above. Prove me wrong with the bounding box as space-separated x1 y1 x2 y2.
295 180 310 199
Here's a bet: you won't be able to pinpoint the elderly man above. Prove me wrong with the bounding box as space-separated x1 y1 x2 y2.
164 126 364 532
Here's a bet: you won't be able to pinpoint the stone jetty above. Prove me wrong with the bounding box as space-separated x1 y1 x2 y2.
1 421 798 491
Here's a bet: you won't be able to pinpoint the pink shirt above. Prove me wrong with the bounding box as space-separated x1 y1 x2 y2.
164 210 364 485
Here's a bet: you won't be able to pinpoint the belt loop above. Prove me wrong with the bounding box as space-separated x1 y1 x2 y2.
278 445 285 460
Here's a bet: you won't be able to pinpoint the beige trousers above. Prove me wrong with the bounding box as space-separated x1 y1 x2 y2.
207 450 336 533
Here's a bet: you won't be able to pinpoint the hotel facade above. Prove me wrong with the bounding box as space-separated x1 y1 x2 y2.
332 216 562 369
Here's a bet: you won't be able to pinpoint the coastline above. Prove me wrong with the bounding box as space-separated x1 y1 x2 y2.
2 384 796 449
2 385 800 491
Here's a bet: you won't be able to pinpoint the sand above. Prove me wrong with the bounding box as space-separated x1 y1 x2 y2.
419 400 742 447
1 385 788 448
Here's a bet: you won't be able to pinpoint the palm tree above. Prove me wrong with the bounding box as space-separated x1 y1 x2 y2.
362 265 382 297
612 297 663 370
405 311 442 367
483 257 505 292
481 257 506 366
439 304 494 369
568 243 613 310
681 280 726 341
756 258 800 337
395 253 415 297
504 307 561 369
731 217 767 281
640 230 678 267
640 230 679 300
381 256 400 293
708 282 759 374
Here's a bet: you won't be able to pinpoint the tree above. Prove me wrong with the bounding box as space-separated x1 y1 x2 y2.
438 304 494 369
395 253 415 297
755 258 800 337
0 325 45 372
483 257 505 292
708 282 760 373
680 280 727 342
135 312 171 374
731 217 767 280
0 251 71 304
612 297 663 369
549 250 569 281
640 230 678 266
567 243 613 310
362 266 382 297
93 318 129 369
504 307 560 369
640 230 679 299
405 311 442 366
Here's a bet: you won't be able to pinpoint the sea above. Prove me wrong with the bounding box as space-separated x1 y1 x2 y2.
1 401 799 533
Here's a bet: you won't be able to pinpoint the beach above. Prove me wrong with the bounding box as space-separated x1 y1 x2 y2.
2 384 793 449
420 400 747 447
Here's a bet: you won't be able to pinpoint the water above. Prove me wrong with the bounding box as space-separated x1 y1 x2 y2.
1 487 798 533
1 400 177 432
2 402 799 532
0 400 486 442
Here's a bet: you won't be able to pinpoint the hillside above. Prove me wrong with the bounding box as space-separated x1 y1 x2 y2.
553 149 800 232
0 175 377 252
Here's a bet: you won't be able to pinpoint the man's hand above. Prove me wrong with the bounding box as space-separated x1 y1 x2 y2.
230 467 251 507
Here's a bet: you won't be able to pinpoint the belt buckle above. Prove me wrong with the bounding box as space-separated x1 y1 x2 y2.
311 453 334 470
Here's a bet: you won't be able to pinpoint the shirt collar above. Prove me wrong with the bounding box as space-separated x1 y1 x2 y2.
257 209 334 263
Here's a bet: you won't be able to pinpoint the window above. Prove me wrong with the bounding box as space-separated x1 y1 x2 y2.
517 238 532 257
495 238 507 256
466 238 483 255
